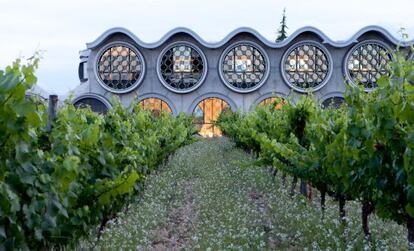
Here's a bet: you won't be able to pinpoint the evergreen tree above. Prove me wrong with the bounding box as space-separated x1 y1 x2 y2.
276 8 288 42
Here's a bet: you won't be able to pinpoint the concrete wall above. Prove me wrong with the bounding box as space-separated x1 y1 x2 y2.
71 27 410 115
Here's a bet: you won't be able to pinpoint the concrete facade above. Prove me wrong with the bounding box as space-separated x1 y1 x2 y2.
72 26 412 115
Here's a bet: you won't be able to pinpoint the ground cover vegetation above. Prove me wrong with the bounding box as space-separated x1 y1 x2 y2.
84 138 408 250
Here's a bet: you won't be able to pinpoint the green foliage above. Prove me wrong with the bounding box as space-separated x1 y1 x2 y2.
216 49 414 245
276 8 288 42
0 57 196 250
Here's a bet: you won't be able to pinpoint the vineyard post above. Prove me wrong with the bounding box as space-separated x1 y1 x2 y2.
409 217 414 249
47 94 58 132
300 180 307 197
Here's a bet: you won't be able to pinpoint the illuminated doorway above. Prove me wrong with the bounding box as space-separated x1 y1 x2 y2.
258 97 285 110
193 97 229 137
139 98 172 116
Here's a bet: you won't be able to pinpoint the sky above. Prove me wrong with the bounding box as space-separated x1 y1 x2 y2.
1 0 414 95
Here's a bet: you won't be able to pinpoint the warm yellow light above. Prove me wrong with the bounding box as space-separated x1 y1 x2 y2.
194 98 228 138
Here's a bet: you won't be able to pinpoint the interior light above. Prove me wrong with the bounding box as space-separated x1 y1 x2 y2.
235 55 252 72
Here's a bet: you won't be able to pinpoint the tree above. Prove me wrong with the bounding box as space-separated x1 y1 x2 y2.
276 8 288 42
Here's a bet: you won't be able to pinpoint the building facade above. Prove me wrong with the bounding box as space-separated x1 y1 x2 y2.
72 26 411 136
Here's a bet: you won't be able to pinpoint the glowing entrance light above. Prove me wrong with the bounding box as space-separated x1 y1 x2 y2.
193 97 230 137
258 97 286 110
139 97 172 117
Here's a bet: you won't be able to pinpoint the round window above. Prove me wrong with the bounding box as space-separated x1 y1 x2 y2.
96 43 145 93
220 42 269 93
345 40 392 90
158 42 207 93
282 41 332 93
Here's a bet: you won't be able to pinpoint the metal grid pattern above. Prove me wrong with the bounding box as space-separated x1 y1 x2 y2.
74 98 108 114
284 43 330 89
346 42 392 89
222 44 266 90
322 97 345 109
139 98 172 116
160 45 204 90
193 98 229 137
97 45 143 90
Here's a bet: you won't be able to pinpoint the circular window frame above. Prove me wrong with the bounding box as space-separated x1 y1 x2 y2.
156 41 208 94
94 41 146 94
281 40 333 93
343 39 393 92
218 41 270 93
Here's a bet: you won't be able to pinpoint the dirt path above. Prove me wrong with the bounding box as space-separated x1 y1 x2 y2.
149 180 197 250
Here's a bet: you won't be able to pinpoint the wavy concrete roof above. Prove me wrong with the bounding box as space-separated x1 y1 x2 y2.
85 26 413 50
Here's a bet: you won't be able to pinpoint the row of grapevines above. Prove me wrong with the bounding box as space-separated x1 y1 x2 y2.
0 57 197 250
216 51 414 246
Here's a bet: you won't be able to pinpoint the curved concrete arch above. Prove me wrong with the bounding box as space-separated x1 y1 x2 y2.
249 92 288 111
137 93 178 116
85 26 413 51
73 93 112 114
187 92 238 114
319 91 345 105
73 93 112 109
350 25 412 46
